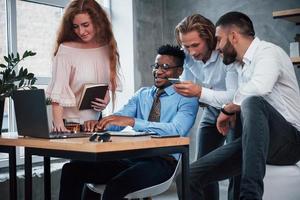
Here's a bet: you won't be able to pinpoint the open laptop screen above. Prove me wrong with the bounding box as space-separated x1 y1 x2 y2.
13 89 51 138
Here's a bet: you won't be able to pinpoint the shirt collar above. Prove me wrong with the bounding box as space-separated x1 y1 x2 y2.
199 50 219 65
243 37 260 66
206 50 219 64
152 85 175 96
185 50 219 66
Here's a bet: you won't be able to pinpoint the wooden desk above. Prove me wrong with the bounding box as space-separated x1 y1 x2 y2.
0 133 17 200
0 133 190 200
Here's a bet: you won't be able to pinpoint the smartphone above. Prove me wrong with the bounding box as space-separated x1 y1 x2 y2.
151 134 180 138
168 78 181 84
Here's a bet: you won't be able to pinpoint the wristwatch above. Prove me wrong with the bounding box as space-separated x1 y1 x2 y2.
221 104 235 116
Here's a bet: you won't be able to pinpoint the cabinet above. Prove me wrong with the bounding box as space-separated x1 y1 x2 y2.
273 8 300 65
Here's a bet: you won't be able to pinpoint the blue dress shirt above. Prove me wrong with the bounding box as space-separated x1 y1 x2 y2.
181 50 239 108
108 85 199 136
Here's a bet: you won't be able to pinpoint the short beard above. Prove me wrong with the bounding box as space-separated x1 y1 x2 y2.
222 40 237 65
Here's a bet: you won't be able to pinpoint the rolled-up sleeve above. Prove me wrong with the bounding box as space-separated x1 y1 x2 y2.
200 63 238 108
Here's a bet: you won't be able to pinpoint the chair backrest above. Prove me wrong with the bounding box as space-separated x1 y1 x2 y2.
87 155 182 199
125 155 181 199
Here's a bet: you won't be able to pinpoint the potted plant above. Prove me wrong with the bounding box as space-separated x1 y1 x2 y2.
0 50 37 134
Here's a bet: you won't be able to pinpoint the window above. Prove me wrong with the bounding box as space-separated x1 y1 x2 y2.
0 0 135 168
0 0 8 132
0 1 7 65
17 0 62 78
0 0 65 167
0 0 8 163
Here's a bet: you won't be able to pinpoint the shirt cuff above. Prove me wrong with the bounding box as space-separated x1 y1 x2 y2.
233 92 243 106
133 118 149 130
200 87 217 106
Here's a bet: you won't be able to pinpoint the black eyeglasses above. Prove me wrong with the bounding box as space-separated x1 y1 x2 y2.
150 63 181 72
89 132 112 142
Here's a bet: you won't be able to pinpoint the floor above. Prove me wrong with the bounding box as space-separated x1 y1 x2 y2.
152 181 228 200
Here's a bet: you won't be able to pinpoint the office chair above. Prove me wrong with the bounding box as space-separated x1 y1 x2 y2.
87 156 182 200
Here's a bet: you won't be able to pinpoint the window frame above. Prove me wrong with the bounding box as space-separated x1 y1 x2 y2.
0 0 133 168
0 0 69 168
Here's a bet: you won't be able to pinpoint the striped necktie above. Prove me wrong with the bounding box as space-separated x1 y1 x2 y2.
148 88 165 122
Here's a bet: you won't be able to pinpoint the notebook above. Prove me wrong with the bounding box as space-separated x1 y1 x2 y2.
105 127 158 137
78 83 108 110
13 89 92 139
107 131 157 137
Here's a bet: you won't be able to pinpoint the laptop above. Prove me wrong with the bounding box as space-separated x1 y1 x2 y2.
13 89 92 139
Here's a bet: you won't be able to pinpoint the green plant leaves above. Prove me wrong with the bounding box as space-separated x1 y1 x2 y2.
19 80 24 87
23 68 28 75
0 50 37 100
0 64 6 68
22 50 36 59
26 73 34 79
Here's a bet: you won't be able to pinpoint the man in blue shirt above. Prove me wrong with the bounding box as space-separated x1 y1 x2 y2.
174 14 240 200
58 44 198 200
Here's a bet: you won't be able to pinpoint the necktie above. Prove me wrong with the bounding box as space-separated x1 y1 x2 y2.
148 89 165 122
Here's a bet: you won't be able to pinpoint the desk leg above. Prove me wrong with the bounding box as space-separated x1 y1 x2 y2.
25 148 32 200
44 157 51 200
8 147 17 200
181 146 190 200
0 146 17 200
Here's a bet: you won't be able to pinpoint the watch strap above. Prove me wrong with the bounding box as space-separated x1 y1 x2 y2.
221 104 235 116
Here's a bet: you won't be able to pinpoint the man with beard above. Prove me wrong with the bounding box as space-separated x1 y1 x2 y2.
189 11 300 200
174 14 240 200
58 44 199 200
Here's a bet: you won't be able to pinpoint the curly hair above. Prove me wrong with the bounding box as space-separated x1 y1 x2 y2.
53 0 120 108
157 44 185 67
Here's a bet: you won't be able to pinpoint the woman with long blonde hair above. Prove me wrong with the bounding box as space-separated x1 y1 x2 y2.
47 0 121 132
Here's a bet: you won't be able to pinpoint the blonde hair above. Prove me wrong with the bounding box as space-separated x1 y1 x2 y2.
54 0 120 109
175 14 216 51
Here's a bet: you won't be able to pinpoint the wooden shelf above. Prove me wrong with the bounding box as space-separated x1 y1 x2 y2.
291 56 300 65
273 8 300 68
273 8 300 24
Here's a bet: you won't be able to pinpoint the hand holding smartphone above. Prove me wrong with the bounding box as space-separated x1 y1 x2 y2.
168 78 181 84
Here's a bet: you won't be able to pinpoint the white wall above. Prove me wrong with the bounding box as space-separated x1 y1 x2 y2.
110 0 135 112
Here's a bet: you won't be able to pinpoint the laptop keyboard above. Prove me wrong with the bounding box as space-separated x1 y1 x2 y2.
49 131 92 139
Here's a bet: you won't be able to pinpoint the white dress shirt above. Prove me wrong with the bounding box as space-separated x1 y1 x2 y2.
234 37 300 131
181 50 239 108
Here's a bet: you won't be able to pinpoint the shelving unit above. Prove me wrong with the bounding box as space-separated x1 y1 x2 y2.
273 8 300 66
272 8 300 25
291 57 300 65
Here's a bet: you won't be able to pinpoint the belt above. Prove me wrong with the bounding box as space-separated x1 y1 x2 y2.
199 102 208 107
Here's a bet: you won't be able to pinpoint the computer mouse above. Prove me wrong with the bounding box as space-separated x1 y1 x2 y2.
89 133 98 142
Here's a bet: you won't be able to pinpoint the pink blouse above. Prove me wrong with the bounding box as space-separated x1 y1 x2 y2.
46 44 111 123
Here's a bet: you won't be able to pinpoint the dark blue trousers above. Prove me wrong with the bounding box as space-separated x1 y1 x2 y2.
189 96 300 200
177 106 241 200
197 106 241 200
59 156 176 200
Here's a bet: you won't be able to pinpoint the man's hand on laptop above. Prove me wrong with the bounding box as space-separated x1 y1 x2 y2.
84 120 99 132
96 115 135 130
